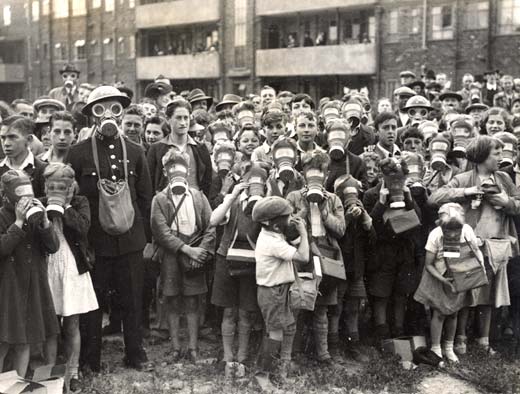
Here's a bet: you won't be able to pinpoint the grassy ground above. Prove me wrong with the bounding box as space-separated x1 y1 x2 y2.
77 329 520 394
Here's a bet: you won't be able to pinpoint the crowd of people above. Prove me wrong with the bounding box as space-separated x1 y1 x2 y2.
1 62 520 392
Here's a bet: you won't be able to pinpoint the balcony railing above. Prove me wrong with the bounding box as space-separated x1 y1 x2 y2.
136 51 220 80
256 43 376 77
256 0 376 16
136 0 220 29
0 64 24 82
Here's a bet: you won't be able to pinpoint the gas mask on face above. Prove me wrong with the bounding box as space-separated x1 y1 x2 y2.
334 175 361 210
92 101 124 138
381 158 407 209
494 132 518 168
327 127 348 160
438 203 465 258
304 169 325 204
244 165 267 215
45 177 73 218
429 135 451 172
165 163 189 195
402 152 425 197
272 139 297 183
213 141 236 177
4 177 44 226
450 122 472 159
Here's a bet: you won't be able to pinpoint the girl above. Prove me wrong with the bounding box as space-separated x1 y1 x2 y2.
480 107 510 136
42 163 98 391
143 116 169 152
151 150 215 363
414 203 482 362
359 150 381 189
0 170 59 377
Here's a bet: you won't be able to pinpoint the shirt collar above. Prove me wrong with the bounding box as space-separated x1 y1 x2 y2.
40 149 52 162
0 149 35 170
262 140 271 154
164 134 197 147
376 143 400 158
296 141 318 153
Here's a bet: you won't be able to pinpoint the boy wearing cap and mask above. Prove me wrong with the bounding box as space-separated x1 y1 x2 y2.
342 100 376 155
252 196 309 389
151 149 215 364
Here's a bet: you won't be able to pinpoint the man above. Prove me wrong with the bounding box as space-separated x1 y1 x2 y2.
482 70 500 106
39 111 75 164
436 72 449 90
67 85 153 372
188 89 213 111
215 94 241 113
78 83 95 104
260 85 276 109
439 91 463 113
499 75 519 111
33 97 66 123
0 117 46 197
121 105 144 145
399 70 416 87
343 100 376 155
49 64 81 111
144 76 175 115
11 99 34 119
276 91 294 114
458 73 474 102
373 112 400 160
393 86 416 127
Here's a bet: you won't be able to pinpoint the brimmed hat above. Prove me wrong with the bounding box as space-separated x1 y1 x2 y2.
404 95 433 111
439 91 463 102
187 88 213 108
464 102 489 113
216 94 241 112
33 96 66 112
82 85 131 116
144 81 173 100
407 80 426 91
400 70 416 79
393 86 416 98
251 196 292 223
59 63 80 75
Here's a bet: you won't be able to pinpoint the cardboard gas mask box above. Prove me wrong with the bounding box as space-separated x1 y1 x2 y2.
382 336 427 362
0 364 65 394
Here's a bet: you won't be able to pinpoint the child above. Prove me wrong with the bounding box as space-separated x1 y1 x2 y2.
151 150 215 363
414 203 482 362
0 170 60 377
42 163 98 391
252 196 309 389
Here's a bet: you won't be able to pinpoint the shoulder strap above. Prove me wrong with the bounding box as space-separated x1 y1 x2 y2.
166 188 187 232
119 134 129 181
91 135 100 177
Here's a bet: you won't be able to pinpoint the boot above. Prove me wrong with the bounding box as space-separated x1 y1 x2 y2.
327 332 343 362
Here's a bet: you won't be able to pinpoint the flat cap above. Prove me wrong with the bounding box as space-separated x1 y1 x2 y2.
393 86 416 97
252 196 293 223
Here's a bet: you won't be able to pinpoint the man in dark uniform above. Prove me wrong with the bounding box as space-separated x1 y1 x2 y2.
66 85 153 372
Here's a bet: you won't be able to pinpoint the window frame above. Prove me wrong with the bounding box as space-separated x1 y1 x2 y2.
431 4 455 40
497 0 520 35
464 1 489 30
3 5 11 26
234 0 247 68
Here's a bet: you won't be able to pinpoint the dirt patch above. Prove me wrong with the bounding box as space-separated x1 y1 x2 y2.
418 374 479 394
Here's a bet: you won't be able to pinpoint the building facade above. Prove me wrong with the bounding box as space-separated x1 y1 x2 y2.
1 0 520 103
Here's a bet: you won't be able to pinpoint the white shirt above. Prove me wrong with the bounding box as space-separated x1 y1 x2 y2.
0 149 35 171
170 191 197 237
255 228 297 287
376 143 401 159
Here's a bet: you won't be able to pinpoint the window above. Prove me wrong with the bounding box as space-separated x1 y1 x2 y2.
234 0 247 67
128 0 134 8
465 1 488 29
431 5 454 40
90 39 100 55
105 0 114 12
118 37 125 55
92 0 101 8
32 1 39 21
42 0 49 15
72 0 86 15
3 5 11 26
388 9 399 39
53 0 69 18
498 0 520 34
74 40 86 59
103 37 114 60
410 8 421 34
128 35 135 58
54 42 66 60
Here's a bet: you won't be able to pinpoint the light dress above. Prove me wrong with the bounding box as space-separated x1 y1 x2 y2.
47 220 98 317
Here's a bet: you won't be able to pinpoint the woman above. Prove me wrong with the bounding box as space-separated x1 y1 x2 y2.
480 107 510 136
143 116 170 153
43 163 98 391
429 136 520 355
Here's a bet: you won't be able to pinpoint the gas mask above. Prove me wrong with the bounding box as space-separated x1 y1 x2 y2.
334 175 361 209
451 126 472 159
500 142 516 167
272 141 297 183
165 162 189 195
92 101 124 138
382 158 406 209
402 152 425 197
213 141 236 177
442 221 464 258
429 135 451 171
4 178 44 226
304 169 325 204
45 177 74 218
244 166 267 215
327 127 348 160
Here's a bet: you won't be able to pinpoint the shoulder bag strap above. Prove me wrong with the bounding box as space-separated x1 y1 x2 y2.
91 135 101 178
119 134 129 181
464 236 484 266
166 187 187 233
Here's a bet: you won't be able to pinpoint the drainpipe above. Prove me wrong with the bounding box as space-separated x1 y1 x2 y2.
375 6 383 99
218 0 224 97
421 0 427 50
486 0 492 70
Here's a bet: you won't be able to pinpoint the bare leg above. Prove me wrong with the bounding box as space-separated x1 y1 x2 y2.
13 344 30 378
167 296 182 350
185 295 200 351
62 315 80 378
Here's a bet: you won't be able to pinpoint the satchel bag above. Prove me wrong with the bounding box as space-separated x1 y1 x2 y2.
180 232 212 276
92 134 135 235
383 208 421 235
289 264 319 311
445 238 488 293
312 237 346 281
226 230 256 277
484 238 512 274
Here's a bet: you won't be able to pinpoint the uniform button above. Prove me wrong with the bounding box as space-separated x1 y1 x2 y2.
112 175 117 180
92 172 96 176
109 144 115 149
111 164 117 169
110 155 116 159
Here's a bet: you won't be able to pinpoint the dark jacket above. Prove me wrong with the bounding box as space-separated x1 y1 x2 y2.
326 151 368 193
40 195 93 274
348 124 376 156
66 135 152 257
0 156 47 199
147 139 212 197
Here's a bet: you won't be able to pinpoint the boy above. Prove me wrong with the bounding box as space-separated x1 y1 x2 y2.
252 196 309 390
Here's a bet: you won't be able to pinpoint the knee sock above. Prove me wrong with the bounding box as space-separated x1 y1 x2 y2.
237 320 252 363
431 344 442 358
221 319 235 362
280 323 296 361
313 309 330 361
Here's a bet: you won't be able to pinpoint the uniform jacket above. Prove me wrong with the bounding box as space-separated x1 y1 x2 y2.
66 135 152 257
326 151 369 193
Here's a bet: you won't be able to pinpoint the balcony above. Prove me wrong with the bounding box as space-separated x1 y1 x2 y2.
0 64 24 82
256 43 376 77
136 51 220 80
136 0 220 29
256 0 376 16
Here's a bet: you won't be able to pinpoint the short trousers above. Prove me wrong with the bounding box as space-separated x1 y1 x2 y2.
160 253 208 297
257 283 294 332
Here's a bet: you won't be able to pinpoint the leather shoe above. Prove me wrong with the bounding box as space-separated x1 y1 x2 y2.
123 356 155 372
